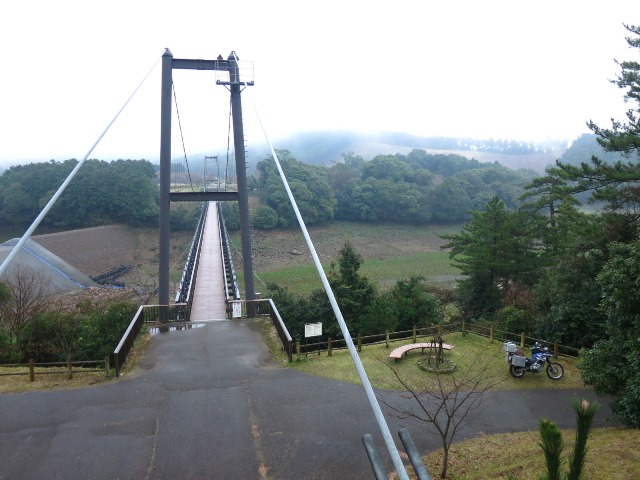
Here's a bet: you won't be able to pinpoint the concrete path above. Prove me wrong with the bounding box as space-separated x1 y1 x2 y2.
0 320 616 479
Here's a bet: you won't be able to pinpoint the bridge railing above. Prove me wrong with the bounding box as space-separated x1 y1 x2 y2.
228 298 294 362
218 205 240 302
113 303 187 377
174 202 208 320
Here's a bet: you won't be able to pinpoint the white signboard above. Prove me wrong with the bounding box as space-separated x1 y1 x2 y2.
304 322 322 338
232 302 242 318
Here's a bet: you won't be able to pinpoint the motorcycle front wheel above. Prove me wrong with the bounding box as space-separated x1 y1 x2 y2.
509 365 526 378
546 362 564 380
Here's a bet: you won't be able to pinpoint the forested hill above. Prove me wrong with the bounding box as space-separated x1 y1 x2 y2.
242 149 538 229
558 133 633 166
0 159 159 229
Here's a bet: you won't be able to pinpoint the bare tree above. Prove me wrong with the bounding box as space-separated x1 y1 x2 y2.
1 266 52 342
380 354 504 479
121 271 158 305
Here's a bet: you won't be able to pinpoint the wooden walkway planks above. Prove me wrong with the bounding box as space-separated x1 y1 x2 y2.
190 202 228 321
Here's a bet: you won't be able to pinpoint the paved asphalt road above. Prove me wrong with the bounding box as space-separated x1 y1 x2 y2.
0 319 616 479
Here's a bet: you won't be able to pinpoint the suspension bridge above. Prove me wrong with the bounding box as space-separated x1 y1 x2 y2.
0 49 434 480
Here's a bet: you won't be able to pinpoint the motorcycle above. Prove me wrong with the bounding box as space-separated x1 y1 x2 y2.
503 341 564 380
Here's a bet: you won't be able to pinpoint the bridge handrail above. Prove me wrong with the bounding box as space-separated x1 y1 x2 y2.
218 205 240 301
174 202 208 318
175 202 207 302
218 208 231 302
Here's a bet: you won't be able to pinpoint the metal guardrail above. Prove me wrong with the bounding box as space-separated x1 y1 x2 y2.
175 202 208 319
218 206 240 302
363 429 431 480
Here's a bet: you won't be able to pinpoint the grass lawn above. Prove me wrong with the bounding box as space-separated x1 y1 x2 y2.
257 322 639 479
288 332 586 392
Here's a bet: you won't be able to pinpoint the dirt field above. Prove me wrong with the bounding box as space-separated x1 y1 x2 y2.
30 220 457 277
34 225 139 276
33 225 193 285
240 221 458 272
27 221 459 301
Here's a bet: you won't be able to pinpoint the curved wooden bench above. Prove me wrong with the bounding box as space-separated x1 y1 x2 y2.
389 342 454 361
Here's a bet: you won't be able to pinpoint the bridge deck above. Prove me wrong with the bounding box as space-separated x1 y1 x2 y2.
189 202 228 321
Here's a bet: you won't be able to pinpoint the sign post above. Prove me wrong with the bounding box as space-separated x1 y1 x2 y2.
304 322 323 356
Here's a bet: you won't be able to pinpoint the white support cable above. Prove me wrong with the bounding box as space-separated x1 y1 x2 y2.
233 54 409 480
0 54 162 278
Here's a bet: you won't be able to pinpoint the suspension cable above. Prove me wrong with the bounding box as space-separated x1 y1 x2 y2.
172 82 194 191
232 53 409 480
0 53 162 277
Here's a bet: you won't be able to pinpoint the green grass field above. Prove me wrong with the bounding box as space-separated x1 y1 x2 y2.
244 251 460 295
233 220 464 295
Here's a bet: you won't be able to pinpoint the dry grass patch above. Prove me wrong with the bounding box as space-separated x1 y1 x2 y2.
0 367 112 394
0 329 152 394
413 427 640 479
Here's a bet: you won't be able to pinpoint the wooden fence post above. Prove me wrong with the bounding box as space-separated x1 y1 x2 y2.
438 323 443 336
67 355 72 380
385 330 389 348
357 334 362 352
328 338 332 357
520 332 525 348
29 359 34 382
412 326 416 343
553 341 559 357
105 356 110 378
296 341 301 361
490 325 494 343
462 320 467 336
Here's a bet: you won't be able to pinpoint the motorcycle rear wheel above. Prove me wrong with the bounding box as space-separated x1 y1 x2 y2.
509 365 526 378
546 362 564 380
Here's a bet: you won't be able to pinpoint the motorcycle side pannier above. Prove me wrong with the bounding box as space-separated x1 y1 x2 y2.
503 342 518 353
510 355 526 367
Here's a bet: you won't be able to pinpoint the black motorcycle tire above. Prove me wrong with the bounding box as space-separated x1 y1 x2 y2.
509 365 526 378
546 362 564 380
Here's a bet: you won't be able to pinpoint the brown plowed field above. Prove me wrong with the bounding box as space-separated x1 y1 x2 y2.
33 225 192 280
34 225 138 276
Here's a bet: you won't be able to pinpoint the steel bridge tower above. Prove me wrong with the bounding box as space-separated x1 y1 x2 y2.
158 49 255 321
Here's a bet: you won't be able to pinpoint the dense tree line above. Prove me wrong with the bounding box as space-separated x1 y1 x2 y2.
251 149 535 229
255 150 336 228
0 159 159 228
441 24 640 426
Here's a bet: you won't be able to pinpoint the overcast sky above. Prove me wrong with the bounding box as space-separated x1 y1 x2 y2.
0 1 637 167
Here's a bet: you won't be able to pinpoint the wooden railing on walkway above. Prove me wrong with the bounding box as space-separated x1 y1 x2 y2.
0 358 111 381
295 322 580 359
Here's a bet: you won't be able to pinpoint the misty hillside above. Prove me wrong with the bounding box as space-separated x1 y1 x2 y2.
247 130 568 174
